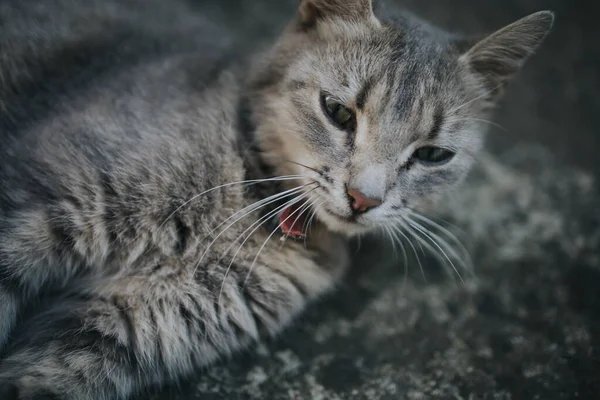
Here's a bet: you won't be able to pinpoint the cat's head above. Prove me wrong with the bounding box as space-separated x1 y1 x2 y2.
248 0 553 236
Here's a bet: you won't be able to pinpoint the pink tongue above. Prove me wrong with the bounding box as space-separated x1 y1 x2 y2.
280 204 308 238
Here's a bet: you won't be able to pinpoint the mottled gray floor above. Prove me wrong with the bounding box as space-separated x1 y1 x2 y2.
151 0 600 398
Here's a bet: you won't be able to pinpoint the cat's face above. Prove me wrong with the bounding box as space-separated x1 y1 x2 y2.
251 0 553 236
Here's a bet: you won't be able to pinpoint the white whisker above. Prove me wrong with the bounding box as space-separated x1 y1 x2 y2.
388 225 409 289
399 220 455 280
160 175 307 229
405 212 470 273
243 189 318 286
217 193 310 302
453 117 508 132
406 210 473 273
193 183 314 276
393 222 426 282
389 225 408 273
303 199 324 248
279 196 318 248
449 82 504 114
384 225 398 259
210 182 317 235
403 217 465 285
354 233 362 255
301 198 320 234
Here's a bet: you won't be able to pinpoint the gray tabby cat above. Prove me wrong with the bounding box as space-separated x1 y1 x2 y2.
0 0 552 398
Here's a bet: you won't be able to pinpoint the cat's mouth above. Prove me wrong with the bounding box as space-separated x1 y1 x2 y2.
279 202 311 239
278 201 371 239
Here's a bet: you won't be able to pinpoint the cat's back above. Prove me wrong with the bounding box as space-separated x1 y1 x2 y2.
0 0 242 192
0 0 236 134
0 0 248 269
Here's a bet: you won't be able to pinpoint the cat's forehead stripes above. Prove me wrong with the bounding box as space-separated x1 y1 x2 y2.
428 106 445 140
355 77 375 110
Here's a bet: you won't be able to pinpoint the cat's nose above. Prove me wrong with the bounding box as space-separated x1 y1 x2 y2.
347 187 382 214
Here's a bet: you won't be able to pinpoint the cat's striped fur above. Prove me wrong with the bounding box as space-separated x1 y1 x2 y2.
0 0 552 398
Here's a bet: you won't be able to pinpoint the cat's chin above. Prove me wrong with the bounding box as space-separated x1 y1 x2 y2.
315 208 373 237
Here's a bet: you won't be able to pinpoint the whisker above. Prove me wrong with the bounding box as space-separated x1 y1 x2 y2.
398 220 456 281
389 224 409 273
388 224 409 290
409 208 466 237
217 193 310 302
243 188 319 286
400 236 409 289
354 232 362 255
210 182 317 234
220 195 303 263
279 196 319 248
193 183 314 275
301 198 320 234
453 117 508 132
406 210 473 273
448 82 504 114
385 224 411 290
159 175 307 229
403 217 465 285
284 160 322 175
392 223 426 282
405 211 470 271
385 225 399 259
303 199 323 248
281 198 315 244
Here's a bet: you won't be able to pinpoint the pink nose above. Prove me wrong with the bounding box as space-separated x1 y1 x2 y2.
347 188 382 214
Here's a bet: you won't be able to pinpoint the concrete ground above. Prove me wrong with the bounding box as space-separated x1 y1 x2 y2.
151 0 600 398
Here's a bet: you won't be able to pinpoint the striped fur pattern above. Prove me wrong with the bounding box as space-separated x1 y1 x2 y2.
0 0 552 398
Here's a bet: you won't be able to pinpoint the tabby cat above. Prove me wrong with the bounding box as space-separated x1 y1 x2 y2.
0 0 552 398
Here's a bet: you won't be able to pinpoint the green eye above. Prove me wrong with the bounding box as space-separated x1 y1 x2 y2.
322 94 356 132
412 146 455 166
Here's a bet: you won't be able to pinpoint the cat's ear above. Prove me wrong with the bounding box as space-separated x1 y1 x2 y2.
458 11 554 99
298 0 376 27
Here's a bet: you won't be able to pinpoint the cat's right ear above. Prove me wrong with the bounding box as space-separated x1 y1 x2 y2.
457 11 554 100
298 0 376 28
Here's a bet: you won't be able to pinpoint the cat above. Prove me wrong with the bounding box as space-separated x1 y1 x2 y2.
0 0 553 398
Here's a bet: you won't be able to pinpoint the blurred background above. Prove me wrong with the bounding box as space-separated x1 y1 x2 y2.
150 0 600 398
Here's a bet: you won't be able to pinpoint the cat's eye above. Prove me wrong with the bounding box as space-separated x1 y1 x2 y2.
321 94 356 132
412 146 455 166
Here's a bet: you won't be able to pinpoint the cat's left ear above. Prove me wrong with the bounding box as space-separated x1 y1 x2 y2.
457 11 554 99
298 0 376 27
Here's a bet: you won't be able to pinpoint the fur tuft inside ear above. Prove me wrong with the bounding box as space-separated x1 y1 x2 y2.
298 0 375 27
459 11 554 98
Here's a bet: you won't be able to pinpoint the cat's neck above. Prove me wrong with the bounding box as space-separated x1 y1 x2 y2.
233 47 282 178
235 92 272 176
232 64 287 208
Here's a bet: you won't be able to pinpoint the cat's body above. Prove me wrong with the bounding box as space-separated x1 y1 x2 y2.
0 0 552 398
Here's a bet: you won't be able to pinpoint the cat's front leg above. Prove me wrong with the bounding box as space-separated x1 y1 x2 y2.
0 206 101 353
0 235 349 400
0 276 243 400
